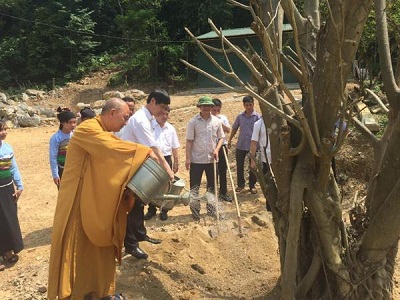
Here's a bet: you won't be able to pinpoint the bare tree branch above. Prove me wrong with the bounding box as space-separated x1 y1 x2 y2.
227 0 257 20
280 52 302 81
375 0 400 110
201 43 235 54
245 39 274 83
252 17 320 156
179 59 238 92
365 88 389 113
207 19 265 84
286 0 322 150
351 116 379 149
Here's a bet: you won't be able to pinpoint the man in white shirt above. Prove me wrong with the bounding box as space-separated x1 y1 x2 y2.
114 96 136 138
144 106 180 221
121 89 174 259
211 98 232 202
250 117 272 211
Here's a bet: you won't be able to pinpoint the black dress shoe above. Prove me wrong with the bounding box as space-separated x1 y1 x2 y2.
144 235 162 244
159 211 168 221
144 211 156 220
220 194 232 202
126 246 148 259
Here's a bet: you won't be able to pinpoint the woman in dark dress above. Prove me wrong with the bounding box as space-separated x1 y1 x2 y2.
0 120 24 270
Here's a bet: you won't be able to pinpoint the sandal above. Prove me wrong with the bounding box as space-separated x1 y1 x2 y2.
3 254 19 263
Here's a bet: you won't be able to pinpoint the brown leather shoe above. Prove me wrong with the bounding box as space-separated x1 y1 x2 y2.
235 186 243 193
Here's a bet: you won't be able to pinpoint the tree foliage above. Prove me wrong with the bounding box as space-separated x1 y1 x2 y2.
0 0 250 89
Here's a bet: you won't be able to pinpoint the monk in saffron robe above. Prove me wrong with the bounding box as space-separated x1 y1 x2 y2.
48 98 155 300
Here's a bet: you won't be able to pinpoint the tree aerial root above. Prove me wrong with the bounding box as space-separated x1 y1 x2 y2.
295 252 322 299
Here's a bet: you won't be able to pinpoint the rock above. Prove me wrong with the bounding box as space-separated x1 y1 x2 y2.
39 108 56 118
362 115 380 132
125 89 146 101
208 228 219 238
38 286 47 293
103 91 124 100
251 215 267 227
191 264 205 274
76 102 92 110
5 119 16 129
18 103 40 116
356 102 380 132
93 100 105 109
0 92 7 104
22 93 30 102
25 89 45 97
40 117 57 126
17 113 41 127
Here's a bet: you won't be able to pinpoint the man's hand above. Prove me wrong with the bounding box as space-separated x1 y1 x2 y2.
173 161 179 173
213 149 219 160
53 177 61 187
185 159 191 171
13 189 23 202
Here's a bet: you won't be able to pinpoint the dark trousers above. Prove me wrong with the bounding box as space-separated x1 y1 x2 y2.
236 149 257 188
147 155 172 215
217 145 228 195
190 163 215 195
124 197 147 250
262 162 271 175
58 166 64 179
0 178 23 255
57 166 64 190
263 162 272 211
189 163 216 215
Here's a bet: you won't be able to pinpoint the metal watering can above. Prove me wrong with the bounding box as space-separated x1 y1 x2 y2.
126 158 190 210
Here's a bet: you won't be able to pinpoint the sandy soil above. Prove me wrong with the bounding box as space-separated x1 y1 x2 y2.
0 72 399 299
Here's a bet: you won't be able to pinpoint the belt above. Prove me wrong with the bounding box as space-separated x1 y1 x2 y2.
0 181 13 188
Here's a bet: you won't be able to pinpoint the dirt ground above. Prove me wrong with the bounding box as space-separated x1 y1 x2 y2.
0 73 399 299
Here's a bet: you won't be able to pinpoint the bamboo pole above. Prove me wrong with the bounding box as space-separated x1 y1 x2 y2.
222 146 243 237
213 158 220 233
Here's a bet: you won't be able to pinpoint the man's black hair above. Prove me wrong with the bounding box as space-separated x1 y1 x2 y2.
212 98 222 107
242 95 254 103
122 96 135 103
147 89 170 105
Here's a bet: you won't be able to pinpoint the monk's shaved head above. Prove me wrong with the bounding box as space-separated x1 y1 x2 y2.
100 98 131 132
101 98 126 115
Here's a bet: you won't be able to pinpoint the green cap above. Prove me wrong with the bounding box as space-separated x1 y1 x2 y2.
196 96 215 107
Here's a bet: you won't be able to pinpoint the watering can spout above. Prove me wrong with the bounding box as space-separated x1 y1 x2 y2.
153 191 190 206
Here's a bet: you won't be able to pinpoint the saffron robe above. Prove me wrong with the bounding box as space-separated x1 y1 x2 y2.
47 117 151 300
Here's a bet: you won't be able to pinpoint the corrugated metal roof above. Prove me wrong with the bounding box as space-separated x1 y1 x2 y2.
196 24 292 40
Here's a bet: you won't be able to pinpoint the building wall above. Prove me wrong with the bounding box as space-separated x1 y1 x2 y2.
197 35 297 88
